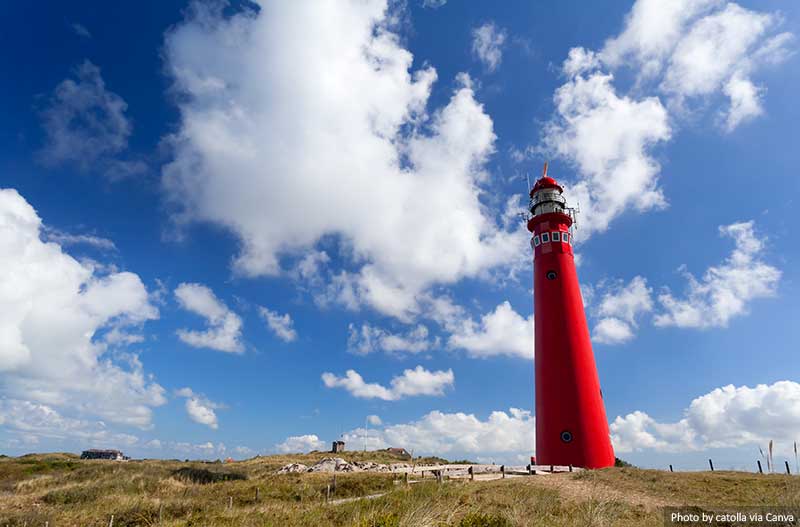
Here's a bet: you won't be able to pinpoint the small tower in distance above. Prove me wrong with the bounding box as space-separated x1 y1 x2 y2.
527 163 615 469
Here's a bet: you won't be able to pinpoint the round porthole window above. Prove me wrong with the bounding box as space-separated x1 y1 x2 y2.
546 270 557 280
560 430 573 443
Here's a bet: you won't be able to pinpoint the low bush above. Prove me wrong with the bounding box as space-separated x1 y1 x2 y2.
171 467 246 484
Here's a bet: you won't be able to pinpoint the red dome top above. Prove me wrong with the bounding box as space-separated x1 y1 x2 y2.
530 176 563 197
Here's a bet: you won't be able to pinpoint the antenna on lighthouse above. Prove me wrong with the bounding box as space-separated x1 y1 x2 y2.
542 161 549 178
526 172 531 193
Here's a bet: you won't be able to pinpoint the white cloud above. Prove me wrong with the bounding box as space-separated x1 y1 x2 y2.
174 283 243 353
421 0 447 8
0 188 164 428
37 61 135 174
161 1 526 321
171 441 227 457
539 1 792 238
367 414 382 426
543 72 671 238
722 74 763 132
655 221 780 329
472 22 507 72
611 381 800 453
43 228 117 251
592 276 653 344
275 434 327 454
0 399 140 448
600 0 720 78
176 387 223 430
322 365 454 401
340 407 535 458
660 4 774 100
447 301 532 359
258 306 297 342
347 323 434 355
592 318 634 346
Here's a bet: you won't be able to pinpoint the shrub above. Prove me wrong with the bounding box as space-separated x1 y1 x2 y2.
614 457 633 468
42 486 100 505
171 467 246 484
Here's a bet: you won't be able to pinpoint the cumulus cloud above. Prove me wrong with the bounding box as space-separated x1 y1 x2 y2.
347 323 434 355
275 434 327 454
539 1 792 239
543 72 671 238
367 414 382 426
447 301 533 359
258 306 297 342
176 387 223 429
592 276 653 344
654 221 780 328
161 1 526 321
472 22 507 72
339 407 535 459
659 5 777 99
0 188 164 428
37 61 143 178
174 283 243 353
600 0 720 78
611 381 800 453
321 366 454 401
0 399 139 448
722 74 763 132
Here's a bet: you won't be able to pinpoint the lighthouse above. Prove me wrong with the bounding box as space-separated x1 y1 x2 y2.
527 164 615 469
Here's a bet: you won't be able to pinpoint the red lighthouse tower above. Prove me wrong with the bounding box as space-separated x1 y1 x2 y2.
527 164 615 469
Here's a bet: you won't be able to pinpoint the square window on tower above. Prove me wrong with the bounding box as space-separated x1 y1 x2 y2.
541 232 550 243
551 231 560 242
562 232 569 244
533 235 540 246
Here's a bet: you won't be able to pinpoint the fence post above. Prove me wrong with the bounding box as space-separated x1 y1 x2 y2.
326 484 331 503
332 473 337 492
228 496 233 510
709 459 714 471
757 460 763 474
159 502 163 525
669 464 673 472
550 465 554 474
786 461 791 475
404 471 409 485
109 515 114 527
469 466 474 481
255 487 260 502
501 465 505 479
569 464 573 473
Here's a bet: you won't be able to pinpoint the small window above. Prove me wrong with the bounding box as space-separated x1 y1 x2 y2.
533 235 540 247
541 232 550 243
551 231 560 242
562 232 569 244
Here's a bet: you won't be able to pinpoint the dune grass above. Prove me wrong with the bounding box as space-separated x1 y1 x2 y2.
0 453 797 526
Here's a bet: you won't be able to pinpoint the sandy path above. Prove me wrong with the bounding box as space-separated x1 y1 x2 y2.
521 472 676 511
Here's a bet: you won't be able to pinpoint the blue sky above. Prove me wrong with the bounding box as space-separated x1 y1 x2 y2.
1 0 798 470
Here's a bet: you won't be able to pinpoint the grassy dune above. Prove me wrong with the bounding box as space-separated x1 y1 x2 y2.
0 453 798 526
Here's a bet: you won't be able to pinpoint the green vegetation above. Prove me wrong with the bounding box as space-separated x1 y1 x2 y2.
0 452 797 526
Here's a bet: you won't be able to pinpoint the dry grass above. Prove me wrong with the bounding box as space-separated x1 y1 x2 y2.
0 453 797 526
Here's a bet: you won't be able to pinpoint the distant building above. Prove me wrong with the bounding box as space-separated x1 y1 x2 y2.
331 440 345 453
80 449 127 461
386 447 410 458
